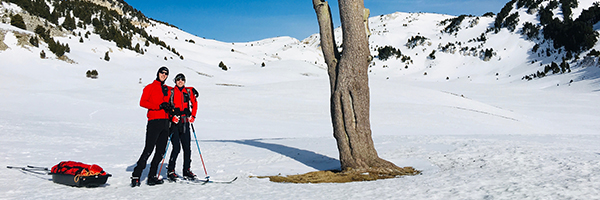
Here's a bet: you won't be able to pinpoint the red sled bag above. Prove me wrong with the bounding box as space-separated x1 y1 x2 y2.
50 161 111 187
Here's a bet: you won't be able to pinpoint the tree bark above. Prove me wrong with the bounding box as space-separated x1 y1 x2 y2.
313 0 400 171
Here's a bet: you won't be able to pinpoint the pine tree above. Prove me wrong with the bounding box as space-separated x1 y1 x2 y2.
62 13 76 31
10 14 26 30
48 40 67 57
428 50 436 60
219 61 228 71
29 36 39 47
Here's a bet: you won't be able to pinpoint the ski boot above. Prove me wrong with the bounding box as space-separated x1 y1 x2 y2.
183 169 197 180
147 176 164 186
130 177 140 187
167 169 178 182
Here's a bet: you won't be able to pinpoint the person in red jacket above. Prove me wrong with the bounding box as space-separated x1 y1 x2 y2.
131 66 173 187
166 73 199 181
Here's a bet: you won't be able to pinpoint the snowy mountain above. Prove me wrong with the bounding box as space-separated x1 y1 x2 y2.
2 0 600 84
305 0 600 84
1 0 600 199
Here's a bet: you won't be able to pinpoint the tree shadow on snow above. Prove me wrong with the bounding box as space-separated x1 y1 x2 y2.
209 139 341 171
570 58 600 90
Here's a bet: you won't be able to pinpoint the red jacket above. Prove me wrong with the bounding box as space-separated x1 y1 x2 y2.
170 86 197 119
140 80 171 121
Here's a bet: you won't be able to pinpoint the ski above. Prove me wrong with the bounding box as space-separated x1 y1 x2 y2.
172 177 237 185
198 177 237 184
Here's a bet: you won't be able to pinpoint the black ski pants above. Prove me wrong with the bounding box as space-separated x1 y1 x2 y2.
132 119 170 178
168 121 192 172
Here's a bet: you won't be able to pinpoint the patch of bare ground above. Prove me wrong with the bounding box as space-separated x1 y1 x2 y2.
57 55 77 64
0 30 8 51
252 167 420 183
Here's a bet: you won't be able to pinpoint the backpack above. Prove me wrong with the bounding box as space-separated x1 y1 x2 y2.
170 87 198 115
51 161 107 176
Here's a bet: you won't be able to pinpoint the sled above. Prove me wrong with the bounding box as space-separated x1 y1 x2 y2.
8 161 112 188
50 173 112 187
50 161 111 187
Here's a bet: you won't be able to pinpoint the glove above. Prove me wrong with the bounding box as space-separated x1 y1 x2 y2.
172 108 182 116
159 102 172 110
172 116 180 124
188 116 195 123
162 85 169 96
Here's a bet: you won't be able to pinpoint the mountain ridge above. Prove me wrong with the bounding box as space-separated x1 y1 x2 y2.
2 0 600 87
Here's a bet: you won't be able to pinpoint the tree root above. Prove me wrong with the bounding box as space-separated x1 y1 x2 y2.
252 167 420 183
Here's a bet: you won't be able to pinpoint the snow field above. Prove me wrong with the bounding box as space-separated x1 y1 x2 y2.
2 1 600 198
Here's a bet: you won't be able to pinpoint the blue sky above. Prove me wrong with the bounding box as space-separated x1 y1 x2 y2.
125 0 510 42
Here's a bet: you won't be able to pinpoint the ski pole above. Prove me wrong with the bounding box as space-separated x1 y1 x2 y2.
191 124 209 179
7 166 49 175
26 165 49 171
7 165 49 171
158 134 172 178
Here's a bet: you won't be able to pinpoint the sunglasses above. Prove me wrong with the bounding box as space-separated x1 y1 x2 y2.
160 71 168 75
176 78 186 82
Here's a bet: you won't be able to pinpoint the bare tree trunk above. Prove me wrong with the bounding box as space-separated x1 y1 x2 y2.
313 0 400 172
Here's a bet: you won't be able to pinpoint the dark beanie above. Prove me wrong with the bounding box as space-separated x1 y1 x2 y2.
173 73 185 83
156 66 169 83
157 66 169 76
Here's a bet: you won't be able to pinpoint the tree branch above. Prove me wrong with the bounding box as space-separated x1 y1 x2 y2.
312 0 340 90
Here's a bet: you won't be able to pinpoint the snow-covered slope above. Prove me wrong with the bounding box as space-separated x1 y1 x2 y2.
1 0 600 199
301 0 600 87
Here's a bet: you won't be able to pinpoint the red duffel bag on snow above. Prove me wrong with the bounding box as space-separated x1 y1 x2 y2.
50 161 111 187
